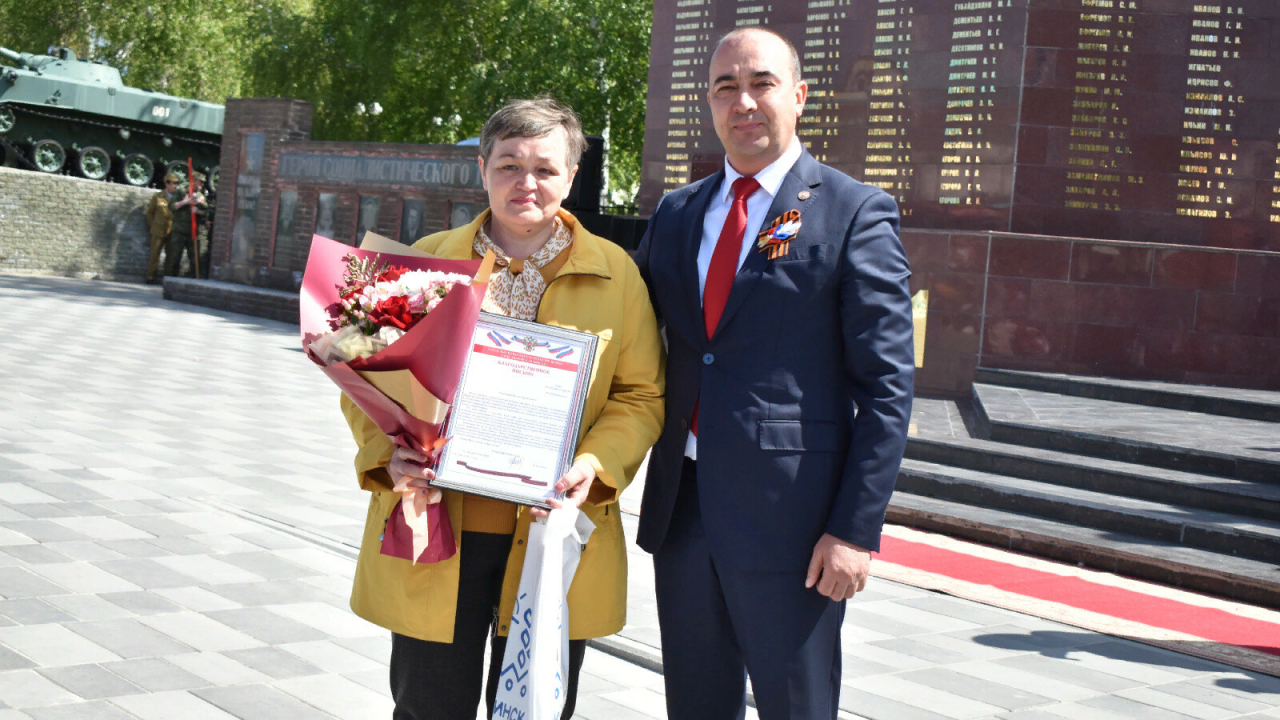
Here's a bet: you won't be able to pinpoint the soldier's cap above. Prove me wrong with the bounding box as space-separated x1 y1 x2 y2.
164 173 181 183
191 171 207 182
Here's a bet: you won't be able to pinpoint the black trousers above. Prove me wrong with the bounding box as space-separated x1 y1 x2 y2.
390 531 587 720
654 461 845 720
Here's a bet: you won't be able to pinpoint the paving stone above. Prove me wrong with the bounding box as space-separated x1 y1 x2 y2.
140 536 212 556
136 612 263 653
1077 692 1201 719
838 685 953 720
0 599 77 626
203 607 329 645
110 689 238 719
274 673 395 720
1154 679 1276 713
41 595 131 623
0 644 38 671
96 591 182 616
67 618 195 659
37 664 144 700
193 683 334 719
265 602 377 639
164 652 272 686
0 521 90 544
151 586 242 613
152 555 264 585
0 567 69 598
870 637 970 665
0 623 121 666
278 640 384 675
215 552 317 580
88 559 195 590
0 669 81 708
899 666 1056 711
1113 686 1239 719
95 540 170 559
28 562 142 594
43 541 126 563
222 646 326 680
101 657 208 692
23 700 138 720
114 515 200 537
0 545 70 566
993 654 1144 693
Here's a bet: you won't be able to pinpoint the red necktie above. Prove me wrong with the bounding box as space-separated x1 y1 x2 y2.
693 175 759 437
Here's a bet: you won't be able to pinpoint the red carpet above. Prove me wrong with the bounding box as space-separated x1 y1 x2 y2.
877 531 1280 661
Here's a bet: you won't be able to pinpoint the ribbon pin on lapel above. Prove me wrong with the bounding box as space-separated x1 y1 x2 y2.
757 209 802 261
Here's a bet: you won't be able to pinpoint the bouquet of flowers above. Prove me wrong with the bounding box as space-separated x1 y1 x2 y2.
301 232 495 564
310 255 474 364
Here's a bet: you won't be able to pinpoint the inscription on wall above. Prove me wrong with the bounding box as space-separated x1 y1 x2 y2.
638 0 1280 250
277 154 484 189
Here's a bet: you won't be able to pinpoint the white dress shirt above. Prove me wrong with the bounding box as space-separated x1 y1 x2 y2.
686 137 804 460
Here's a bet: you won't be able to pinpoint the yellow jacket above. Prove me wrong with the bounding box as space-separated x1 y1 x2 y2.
144 191 172 238
341 209 665 642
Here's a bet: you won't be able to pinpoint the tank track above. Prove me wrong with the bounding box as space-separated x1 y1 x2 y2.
0 101 220 185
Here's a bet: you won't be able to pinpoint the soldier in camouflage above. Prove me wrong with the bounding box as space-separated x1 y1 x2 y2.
164 171 209 279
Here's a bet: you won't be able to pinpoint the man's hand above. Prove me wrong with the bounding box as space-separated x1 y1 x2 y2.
530 459 596 519
388 446 441 504
805 533 872 600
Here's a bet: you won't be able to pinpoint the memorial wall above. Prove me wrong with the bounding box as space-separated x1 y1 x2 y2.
639 0 1280 251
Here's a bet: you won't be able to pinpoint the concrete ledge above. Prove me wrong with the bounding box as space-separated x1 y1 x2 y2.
163 277 299 324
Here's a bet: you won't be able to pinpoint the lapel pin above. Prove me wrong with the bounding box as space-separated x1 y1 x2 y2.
797 190 811 201
756 209 802 260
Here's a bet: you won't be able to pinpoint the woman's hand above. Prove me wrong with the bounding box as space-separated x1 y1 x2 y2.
388 446 442 504
529 459 596 519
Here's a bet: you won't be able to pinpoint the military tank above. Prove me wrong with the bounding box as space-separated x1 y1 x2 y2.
0 46 222 190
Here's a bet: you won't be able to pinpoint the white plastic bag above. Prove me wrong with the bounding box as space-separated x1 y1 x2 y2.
492 508 595 720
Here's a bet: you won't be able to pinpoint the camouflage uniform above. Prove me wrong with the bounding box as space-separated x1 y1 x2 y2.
165 172 209 279
143 181 175 282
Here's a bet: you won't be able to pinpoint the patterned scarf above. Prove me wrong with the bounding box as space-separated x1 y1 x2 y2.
472 217 573 321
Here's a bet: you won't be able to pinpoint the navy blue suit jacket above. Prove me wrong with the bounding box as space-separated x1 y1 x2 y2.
634 149 914 571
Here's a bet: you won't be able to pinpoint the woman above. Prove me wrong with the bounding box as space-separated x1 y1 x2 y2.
339 98 665 719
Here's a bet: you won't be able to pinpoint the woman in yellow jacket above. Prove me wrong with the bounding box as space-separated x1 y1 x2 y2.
340 98 664 720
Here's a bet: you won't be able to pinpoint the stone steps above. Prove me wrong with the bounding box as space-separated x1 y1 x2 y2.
897 459 1280 564
904 435 1280 522
886 492 1280 608
889 373 1280 608
973 383 1280 484
975 368 1280 423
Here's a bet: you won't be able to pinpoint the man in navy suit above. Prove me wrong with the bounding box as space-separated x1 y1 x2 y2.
633 27 915 719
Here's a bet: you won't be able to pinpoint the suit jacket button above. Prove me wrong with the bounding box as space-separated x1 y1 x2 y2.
681 418 689 430
703 353 714 365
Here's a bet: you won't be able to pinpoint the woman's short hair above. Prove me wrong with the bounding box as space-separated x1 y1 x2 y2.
479 98 588 170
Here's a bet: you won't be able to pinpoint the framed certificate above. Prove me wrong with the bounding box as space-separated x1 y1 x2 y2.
432 313 599 508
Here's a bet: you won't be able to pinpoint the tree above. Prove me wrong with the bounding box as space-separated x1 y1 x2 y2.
0 0 654 203
275 0 654 204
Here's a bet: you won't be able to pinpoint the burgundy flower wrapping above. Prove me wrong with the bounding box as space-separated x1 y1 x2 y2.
300 233 496 564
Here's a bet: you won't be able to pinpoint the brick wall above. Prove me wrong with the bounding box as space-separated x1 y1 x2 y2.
208 98 488 292
907 229 1280 395
0 167 155 280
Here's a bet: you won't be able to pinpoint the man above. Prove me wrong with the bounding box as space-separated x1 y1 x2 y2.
142 174 178 283
633 28 914 719
165 171 208 278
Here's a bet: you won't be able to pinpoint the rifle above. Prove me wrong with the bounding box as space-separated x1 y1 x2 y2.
188 158 200 279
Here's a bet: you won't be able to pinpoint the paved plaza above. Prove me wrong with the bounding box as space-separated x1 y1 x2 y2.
1 272 1279 719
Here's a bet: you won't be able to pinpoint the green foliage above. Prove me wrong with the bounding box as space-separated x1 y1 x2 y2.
0 0 654 203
